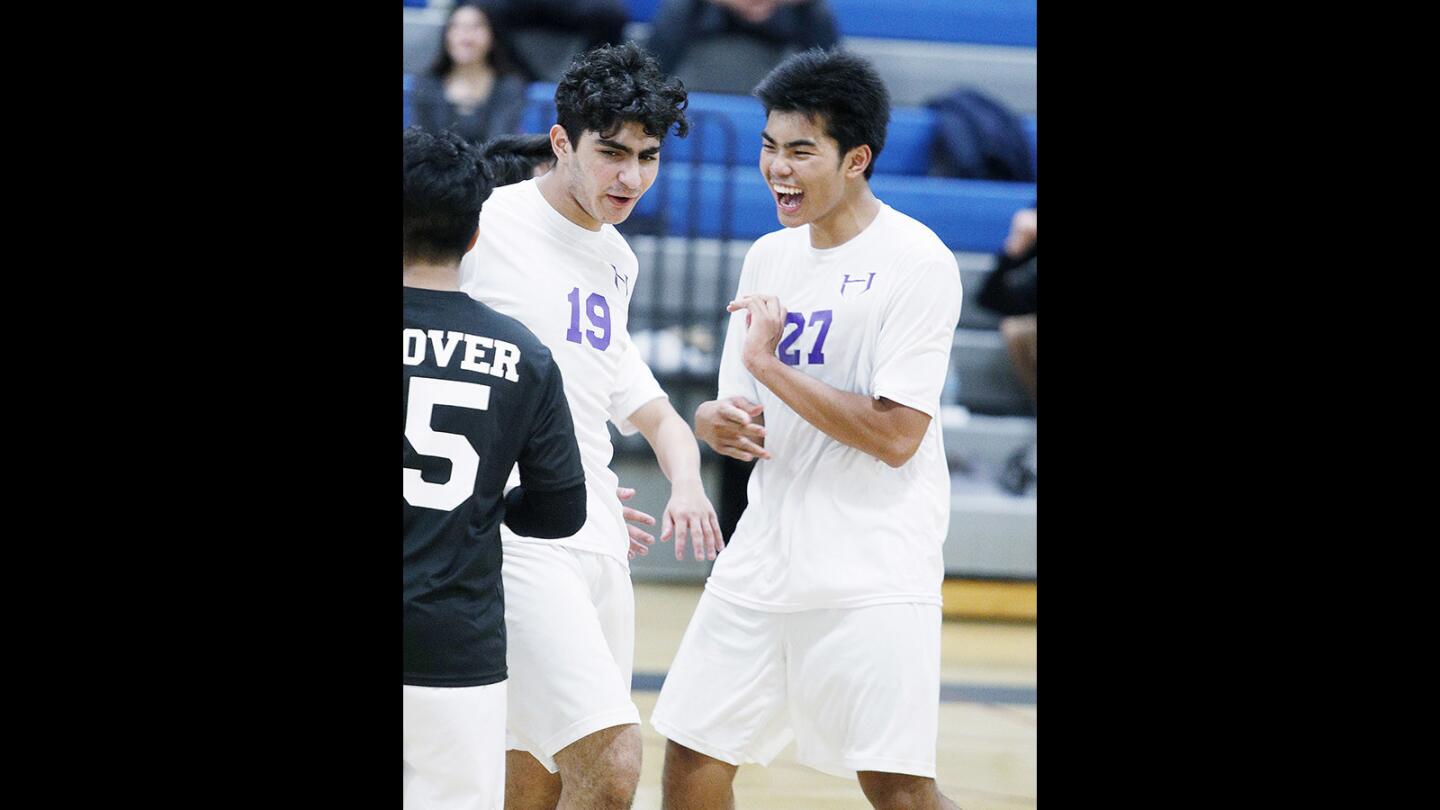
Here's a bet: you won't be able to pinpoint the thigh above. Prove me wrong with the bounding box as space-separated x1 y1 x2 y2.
787 604 942 779
651 592 792 767
403 682 507 810
501 542 639 772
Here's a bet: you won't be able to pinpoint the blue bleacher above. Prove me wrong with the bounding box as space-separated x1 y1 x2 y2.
516 83 1035 179
629 163 1033 252
624 0 1036 48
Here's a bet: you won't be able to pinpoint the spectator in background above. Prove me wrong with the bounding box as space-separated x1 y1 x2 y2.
978 205 1036 494
647 0 840 75
486 0 629 81
409 1 528 145
480 133 557 186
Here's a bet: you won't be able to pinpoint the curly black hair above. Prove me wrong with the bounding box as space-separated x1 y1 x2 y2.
404 127 494 264
754 49 891 180
553 42 689 148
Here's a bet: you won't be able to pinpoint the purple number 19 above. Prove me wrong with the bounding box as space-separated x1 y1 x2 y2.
777 309 833 366
566 287 611 351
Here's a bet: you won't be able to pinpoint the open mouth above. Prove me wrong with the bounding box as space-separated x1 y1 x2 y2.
605 193 635 208
772 183 804 214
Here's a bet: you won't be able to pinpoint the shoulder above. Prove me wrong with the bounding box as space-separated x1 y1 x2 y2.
409 74 445 98
881 206 954 266
598 225 638 264
478 181 529 222
747 226 804 260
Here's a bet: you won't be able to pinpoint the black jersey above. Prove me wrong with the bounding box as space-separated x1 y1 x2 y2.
403 287 583 687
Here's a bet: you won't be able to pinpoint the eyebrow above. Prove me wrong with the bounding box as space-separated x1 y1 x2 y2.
761 131 818 149
596 138 661 158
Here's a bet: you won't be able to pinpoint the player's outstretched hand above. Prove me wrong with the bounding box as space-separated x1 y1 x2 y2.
659 481 725 562
728 294 787 373
694 397 770 462
617 486 656 560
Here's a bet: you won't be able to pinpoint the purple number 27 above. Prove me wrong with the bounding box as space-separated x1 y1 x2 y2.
777 309 832 366
566 287 611 351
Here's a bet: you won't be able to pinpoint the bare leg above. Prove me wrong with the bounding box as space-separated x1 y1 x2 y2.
857 771 962 810
505 750 561 810
661 740 738 810
1000 314 1037 406
551 724 642 810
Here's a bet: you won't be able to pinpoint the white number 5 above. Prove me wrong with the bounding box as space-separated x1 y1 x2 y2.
403 377 492 511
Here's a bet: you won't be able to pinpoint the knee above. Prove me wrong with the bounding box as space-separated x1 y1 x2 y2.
858 772 938 810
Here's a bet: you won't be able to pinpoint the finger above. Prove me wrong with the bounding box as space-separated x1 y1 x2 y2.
688 516 705 561
734 438 771 460
629 536 649 557
616 487 635 501
628 524 655 546
739 423 766 441
726 296 753 312
660 511 673 543
671 511 688 560
622 506 656 526
720 406 752 426
709 513 725 551
699 515 718 561
720 445 755 462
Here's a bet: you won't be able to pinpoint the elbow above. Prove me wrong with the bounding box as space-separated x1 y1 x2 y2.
880 436 923 469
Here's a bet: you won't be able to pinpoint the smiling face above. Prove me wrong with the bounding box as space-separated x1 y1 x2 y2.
550 120 662 230
760 110 869 231
445 6 493 68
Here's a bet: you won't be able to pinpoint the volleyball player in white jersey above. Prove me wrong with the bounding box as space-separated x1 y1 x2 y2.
652 50 965 810
458 43 722 810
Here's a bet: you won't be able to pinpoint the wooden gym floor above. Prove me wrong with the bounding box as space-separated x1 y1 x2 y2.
627 582 1037 809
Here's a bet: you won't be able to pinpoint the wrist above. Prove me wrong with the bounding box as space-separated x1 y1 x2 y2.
744 350 780 381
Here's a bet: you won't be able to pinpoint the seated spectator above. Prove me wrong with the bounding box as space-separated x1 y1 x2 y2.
486 0 629 81
978 206 1036 494
408 1 528 145
480 133 556 186
646 0 840 88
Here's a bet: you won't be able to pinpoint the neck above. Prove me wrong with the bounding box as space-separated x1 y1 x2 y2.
536 165 601 232
403 261 461 290
809 182 880 249
449 61 494 82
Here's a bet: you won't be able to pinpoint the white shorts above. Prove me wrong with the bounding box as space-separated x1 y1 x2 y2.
651 591 941 779
502 540 639 773
403 681 506 810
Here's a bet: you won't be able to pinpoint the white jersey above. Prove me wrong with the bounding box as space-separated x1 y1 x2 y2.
706 203 962 611
460 179 667 562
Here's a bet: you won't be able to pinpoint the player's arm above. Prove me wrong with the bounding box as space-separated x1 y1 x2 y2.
627 398 725 562
504 483 585 538
693 265 771 462
504 358 586 538
730 294 931 468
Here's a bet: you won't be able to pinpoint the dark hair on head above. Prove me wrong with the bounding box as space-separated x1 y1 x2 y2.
481 133 557 186
754 48 890 180
404 127 494 264
554 41 689 147
427 1 521 79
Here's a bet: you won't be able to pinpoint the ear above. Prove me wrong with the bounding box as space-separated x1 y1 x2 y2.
466 224 480 253
548 124 569 159
844 144 873 179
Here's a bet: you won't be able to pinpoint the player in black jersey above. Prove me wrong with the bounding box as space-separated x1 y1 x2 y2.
403 127 585 810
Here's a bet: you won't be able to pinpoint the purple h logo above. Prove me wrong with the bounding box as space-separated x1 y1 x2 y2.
839 272 876 296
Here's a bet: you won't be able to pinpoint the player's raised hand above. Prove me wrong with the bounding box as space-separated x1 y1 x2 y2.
658 481 725 562
617 486 656 560
728 294 787 372
694 397 770 462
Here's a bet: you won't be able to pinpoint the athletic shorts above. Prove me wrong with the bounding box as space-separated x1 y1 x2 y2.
651 591 941 779
403 681 506 810
502 540 639 772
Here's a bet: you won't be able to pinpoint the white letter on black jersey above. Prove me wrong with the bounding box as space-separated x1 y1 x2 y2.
403 329 426 365
490 340 521 382
461 335 493 375
427 330 466 368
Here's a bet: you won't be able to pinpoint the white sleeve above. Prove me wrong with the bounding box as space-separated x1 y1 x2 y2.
607 334 668 436
870 250 963 419
715 248 762 403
